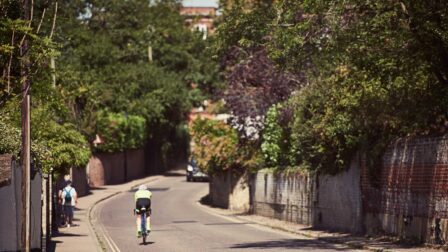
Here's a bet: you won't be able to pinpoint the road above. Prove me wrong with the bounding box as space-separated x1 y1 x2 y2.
98 175 364 251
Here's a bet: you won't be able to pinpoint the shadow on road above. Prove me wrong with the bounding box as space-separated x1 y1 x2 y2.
46 240 62 252
128 187 170 192
172 220 198 224
52 232 87 237
230 239 353 250
140 241 155 246
205 222 254 226
164 170 186 177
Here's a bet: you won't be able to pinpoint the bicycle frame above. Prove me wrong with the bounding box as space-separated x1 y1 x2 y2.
141 208 148 243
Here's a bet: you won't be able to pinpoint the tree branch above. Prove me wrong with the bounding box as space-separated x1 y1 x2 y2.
49 1 58 39
36 8 47 34
19 0 34 48
7 29 16 94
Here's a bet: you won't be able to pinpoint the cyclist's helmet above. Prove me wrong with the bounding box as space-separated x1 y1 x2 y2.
139 184 147 190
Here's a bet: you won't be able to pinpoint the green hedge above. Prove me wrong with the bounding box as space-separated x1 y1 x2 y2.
95 111 147 153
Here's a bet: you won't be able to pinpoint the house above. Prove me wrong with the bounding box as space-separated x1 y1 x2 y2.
181 1 218 39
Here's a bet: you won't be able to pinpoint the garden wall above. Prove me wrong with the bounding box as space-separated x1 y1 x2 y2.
70 166 89 197
314 157 363 233
362 135 448 244
209 171 250 213
252 170 313 225
208 134 448 244
88 148 146 187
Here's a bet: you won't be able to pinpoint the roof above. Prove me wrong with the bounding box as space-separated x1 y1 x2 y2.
182 0 218 8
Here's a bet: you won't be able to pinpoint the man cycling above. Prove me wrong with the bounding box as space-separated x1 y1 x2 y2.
134 184 152 237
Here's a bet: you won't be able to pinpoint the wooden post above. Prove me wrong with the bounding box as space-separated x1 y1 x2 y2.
20 0 31 250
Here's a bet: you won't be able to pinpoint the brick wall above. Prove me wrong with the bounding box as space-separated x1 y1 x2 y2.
70 167 89 197
362 135 448 243
125 149 146 181
253 170 313 226
88 148 146 187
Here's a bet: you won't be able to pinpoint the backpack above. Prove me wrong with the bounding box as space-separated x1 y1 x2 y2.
64 188 72 204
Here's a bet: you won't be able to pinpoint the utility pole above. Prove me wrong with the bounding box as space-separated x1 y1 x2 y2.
21 0 32 251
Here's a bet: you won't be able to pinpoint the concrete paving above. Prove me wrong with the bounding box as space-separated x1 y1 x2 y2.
207 208 441 252
49 175 161 252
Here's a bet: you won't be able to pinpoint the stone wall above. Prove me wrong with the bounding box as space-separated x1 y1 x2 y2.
314 157 363 233
208 134 448 244
209 171 250 213
253 170 313 225
88 148 146 187
362 135 448 244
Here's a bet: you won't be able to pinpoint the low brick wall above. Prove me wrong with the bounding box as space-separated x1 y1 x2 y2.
362 135 448 244
209 171 250 213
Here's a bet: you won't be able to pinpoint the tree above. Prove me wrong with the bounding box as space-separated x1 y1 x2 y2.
268 0 448 173
213 0 303 140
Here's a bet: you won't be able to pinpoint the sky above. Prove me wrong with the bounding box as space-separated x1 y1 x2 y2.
182 0 219 7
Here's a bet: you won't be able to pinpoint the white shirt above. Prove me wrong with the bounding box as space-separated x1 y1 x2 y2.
61 186 77 206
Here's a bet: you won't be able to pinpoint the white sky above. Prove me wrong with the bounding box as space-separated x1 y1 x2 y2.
182 0 219 7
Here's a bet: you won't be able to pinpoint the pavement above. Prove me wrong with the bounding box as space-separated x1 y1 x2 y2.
204 207 442 252
48 175 162 252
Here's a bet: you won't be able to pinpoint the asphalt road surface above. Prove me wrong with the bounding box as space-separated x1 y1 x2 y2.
98 175 363 252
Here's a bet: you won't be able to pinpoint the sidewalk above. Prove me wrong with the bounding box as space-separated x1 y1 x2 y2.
49 175 162 252
200 205 444 252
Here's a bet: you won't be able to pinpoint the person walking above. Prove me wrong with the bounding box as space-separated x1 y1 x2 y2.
61 180 77 227
57 174 71 227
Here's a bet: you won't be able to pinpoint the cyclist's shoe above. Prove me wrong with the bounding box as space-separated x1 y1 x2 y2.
137 230 142 238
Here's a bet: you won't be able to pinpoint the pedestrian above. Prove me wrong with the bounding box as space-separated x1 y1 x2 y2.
57 174 71 227
61 180 77 227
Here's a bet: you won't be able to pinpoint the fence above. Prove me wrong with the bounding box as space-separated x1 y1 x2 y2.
0 154 42 251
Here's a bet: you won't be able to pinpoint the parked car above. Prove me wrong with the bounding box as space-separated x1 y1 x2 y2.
186 160 209 182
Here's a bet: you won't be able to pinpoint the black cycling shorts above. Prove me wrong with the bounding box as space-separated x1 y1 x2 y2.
136 198 151 213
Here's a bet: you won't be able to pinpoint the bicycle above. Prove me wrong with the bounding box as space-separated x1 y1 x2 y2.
140 207 149 243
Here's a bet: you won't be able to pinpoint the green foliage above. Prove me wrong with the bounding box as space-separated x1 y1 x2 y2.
32 107 91 173
212 0 448 175
191 119 238 174
213 0 276 56
261 104 283 167
269 0 448 173
1 2 58 106
95 111 147 153
55 0 221 170
190 118 260 174
0 118 20 156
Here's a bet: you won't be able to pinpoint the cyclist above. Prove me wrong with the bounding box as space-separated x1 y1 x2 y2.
134 184 152 237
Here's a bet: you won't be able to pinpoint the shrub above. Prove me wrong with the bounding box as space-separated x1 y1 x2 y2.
95 111 147 153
